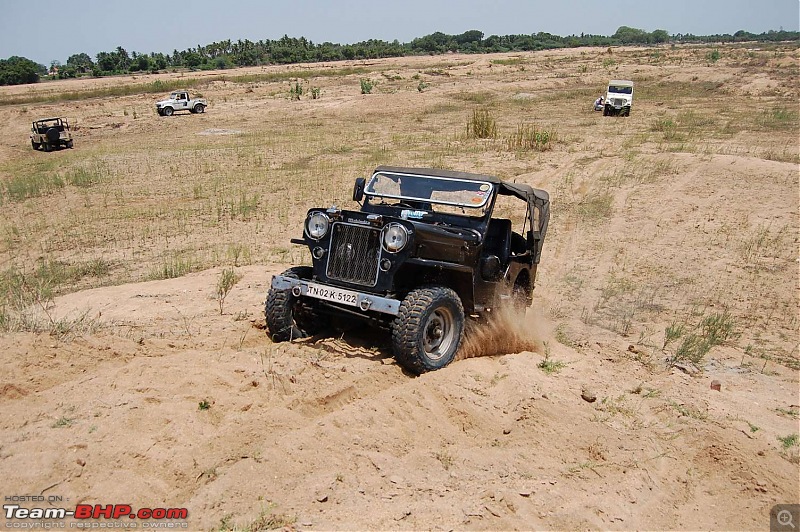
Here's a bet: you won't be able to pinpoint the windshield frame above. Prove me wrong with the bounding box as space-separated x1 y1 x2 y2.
364 170 495 211
608 85 633 95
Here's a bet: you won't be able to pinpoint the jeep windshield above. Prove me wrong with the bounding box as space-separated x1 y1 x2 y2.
364 170 493 216
608 85 633 94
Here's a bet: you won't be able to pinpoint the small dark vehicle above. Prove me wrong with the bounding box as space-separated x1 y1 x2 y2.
30 117 74 151
266 166 550 374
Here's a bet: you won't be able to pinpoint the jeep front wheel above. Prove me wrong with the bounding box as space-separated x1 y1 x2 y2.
162 107 174 116
265 266 324 342
391 286 464 374
193 103 205 114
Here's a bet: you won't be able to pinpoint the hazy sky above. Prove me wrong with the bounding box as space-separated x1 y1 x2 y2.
1 0 798 65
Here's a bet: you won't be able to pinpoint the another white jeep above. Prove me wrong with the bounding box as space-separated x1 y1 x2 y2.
603 80 633 117
155 90 207 116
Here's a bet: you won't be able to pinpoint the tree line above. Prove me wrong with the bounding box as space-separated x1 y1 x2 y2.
1 27 797 86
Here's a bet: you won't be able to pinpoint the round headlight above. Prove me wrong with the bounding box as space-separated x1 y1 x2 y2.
306 212 330 240
382 223 409 253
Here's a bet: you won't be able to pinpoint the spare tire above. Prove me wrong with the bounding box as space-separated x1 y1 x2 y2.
45 128 60 144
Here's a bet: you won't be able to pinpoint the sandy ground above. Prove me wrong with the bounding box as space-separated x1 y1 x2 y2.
0 43 798 531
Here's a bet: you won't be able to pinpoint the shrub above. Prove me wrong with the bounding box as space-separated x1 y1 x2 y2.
360 78 374 94
289 82 303 100
467 108 497 139
663 310 737 365
506 124 557 151
706 49 721 63
216 267 241 315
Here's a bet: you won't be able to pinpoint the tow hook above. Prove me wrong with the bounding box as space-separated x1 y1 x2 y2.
359 299 372 311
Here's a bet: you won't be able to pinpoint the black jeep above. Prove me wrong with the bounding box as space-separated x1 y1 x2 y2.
266 166 550 374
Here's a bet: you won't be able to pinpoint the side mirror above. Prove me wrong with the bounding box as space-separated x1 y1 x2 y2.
353 178 365 202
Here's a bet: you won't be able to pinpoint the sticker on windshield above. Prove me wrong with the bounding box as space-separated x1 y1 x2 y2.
479 184 490 191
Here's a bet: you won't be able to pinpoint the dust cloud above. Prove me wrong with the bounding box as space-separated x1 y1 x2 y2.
458 306 553 360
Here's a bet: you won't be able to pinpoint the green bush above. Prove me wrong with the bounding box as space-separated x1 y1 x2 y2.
360 78 374 94
216 268 241 315
706 49 721 63
507 124 556 151
467 108 497 139
289 82 303 100
664 310 737 365
0 56 46 85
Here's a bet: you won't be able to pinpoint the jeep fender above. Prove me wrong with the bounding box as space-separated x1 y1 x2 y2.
402 258 475 313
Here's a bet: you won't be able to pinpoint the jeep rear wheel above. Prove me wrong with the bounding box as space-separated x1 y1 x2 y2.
31 140 39 150
162 107 174 116
391 286 464 374
265 266 325 342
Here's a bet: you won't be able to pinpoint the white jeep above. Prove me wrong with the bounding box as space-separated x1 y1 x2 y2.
155 90 207 116
603 80 633 117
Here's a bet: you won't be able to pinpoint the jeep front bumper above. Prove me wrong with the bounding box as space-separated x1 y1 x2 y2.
271 275 401 316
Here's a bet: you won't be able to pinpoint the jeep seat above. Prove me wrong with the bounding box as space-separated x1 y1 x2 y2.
484 218 512 266
510 231 527 256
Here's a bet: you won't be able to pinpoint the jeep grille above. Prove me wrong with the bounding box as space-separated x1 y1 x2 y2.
326 223 381 286
612 98 626 107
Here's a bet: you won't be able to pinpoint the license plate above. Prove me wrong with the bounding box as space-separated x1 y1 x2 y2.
305 282 358 307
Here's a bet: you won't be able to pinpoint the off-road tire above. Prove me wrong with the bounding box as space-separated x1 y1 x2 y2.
43 142 51 152
66 140 74 149
391 286 464 374
162 107 174 117
45 128 60 145
193 104 205 114
265 266 325 342
31 140 39 150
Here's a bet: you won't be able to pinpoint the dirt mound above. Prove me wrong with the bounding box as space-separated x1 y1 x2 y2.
0 265 795 530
